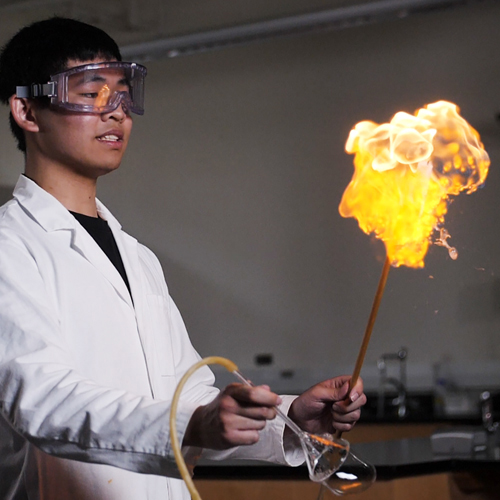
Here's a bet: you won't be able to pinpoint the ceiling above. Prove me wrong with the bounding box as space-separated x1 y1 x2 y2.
0 0 489 60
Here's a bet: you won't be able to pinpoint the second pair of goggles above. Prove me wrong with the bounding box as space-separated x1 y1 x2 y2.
16 61 147 115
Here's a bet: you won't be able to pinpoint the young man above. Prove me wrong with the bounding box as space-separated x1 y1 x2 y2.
0 17 365 500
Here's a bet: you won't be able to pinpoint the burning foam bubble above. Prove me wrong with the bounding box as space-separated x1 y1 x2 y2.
339 100 489 268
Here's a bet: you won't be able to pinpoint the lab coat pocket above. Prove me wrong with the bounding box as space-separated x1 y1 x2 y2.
145 294 176 386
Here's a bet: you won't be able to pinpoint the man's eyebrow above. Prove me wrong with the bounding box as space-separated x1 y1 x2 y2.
72 73 106 85
88 74 107 83
74 73 129 86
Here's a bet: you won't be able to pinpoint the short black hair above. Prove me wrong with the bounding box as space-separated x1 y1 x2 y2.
0 17 122 152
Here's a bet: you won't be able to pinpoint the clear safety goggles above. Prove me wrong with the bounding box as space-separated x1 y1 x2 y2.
16 61 147 115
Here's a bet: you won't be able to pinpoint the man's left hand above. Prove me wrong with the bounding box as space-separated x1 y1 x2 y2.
287 376 366 435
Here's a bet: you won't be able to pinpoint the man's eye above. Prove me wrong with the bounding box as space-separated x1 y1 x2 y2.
80 92 99 98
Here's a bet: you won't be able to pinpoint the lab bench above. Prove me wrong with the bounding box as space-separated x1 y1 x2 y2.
193 421 500 500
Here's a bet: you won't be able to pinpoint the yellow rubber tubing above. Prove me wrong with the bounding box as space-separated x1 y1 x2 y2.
169 356 239 500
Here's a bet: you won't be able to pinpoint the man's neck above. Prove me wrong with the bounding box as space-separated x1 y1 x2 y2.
24 162 99 217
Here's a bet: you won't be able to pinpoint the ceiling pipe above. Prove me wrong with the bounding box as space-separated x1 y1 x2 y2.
121 0 483 61
0 0 69 13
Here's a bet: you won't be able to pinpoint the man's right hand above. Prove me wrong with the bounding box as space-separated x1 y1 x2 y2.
183 383 281 450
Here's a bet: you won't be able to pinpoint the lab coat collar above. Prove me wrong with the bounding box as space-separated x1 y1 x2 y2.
13 175 135 308
13 175 78 232
95 198 122 232
13 175 125 234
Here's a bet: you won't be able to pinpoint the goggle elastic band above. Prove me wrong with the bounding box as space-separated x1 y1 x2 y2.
16 82 56 99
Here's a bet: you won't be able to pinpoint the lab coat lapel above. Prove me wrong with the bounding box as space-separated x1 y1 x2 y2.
70 226 134 308
111 229 142 308
13 175 133 309
110 230 149 337
107 222 157 395
96 202 150 350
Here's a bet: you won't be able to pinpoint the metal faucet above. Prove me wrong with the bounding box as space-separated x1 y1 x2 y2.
480 391 498 434
377 348 408 419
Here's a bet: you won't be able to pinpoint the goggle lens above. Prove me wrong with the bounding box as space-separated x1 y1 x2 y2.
64 65 144 113
16 62 147 115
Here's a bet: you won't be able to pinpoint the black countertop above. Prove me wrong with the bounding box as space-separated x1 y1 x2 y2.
194 434 500 481
352 435 500 479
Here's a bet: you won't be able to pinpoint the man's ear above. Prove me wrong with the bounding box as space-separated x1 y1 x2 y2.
9 96 40 133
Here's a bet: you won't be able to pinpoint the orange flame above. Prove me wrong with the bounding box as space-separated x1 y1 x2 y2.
339 101 490 268
95 84 111 108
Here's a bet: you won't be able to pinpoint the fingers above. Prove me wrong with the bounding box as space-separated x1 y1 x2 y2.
331 413 360 432
348 378 365 405
216 385 280 444
184 402 266 449
218 386 279 421
287 375 367 435
184 383 281 450
334 391 367 413
318 376 365 406
224 383 282 408
331 379 366 419
330 378 366 432
219 428 262 446
325 376 364 403
331 393 366 431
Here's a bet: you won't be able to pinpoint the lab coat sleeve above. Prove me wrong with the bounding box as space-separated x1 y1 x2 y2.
200 394 305 466
159 282 304 467
0 236 198 478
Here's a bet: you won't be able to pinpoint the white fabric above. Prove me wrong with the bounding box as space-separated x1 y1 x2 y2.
0 175 303 500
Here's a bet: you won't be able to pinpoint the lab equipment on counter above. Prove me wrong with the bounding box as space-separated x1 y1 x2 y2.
377 348 408 419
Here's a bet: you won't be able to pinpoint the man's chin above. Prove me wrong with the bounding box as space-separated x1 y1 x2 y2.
96 161 123 177
75 163 122 180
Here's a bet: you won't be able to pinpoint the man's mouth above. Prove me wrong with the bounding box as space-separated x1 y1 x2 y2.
97 132 123 142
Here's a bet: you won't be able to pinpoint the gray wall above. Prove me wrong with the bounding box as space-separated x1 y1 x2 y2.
1 2 499 388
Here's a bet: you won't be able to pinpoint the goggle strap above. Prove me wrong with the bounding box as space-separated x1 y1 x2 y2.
16 82 56 99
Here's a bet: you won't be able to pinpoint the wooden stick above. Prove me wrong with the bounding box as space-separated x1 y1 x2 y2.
335 255 391 439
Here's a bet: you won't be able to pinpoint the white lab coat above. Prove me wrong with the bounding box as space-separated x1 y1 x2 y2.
0 175 303 500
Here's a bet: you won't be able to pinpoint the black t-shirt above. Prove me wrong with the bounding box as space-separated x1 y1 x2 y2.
70 211 131 295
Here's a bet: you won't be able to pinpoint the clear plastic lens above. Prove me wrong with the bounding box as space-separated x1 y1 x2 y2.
52 62 146 114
